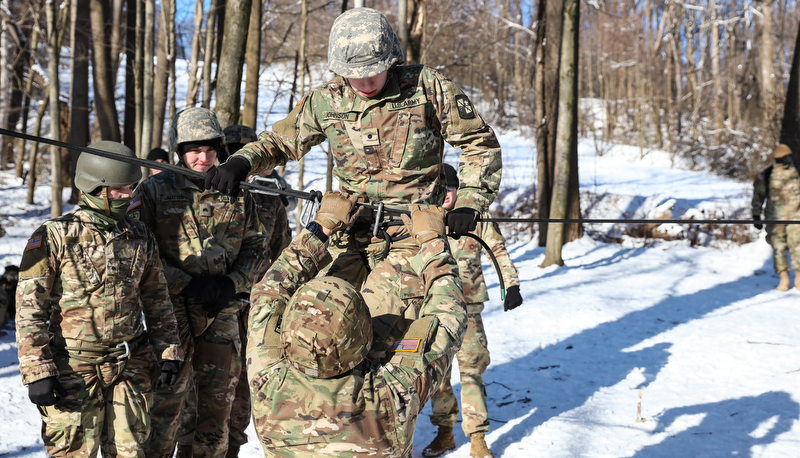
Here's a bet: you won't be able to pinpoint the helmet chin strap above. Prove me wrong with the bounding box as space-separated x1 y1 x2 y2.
100 187 112 216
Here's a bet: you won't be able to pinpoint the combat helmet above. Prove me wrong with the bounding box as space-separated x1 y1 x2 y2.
328 7 404 79
223 124 258 156
281 276 372 378
168 107 226 156
75 141 142 194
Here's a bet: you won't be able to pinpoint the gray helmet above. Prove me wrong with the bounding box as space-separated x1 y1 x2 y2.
223 124 258 145
328 7 404 78
75 141 142 193
281 276 372 378
168 107 225 155
442 163 459 189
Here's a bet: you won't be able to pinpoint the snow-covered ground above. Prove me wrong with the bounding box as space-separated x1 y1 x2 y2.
2 126 798 456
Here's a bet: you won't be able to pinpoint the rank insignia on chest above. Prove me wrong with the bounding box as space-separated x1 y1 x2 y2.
391 338 421 352
25 235 42 251
455 94 476 120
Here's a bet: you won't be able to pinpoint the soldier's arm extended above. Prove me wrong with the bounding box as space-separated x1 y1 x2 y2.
233 94 328 176
139 232 184 363
226 194 269 294
752 168 769 217
15 226 60 385
429 69 502 213
479 218 520 290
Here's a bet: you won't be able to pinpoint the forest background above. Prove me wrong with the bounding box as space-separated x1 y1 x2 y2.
1 0 799 257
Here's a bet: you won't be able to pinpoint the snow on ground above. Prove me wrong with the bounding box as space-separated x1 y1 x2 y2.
2 126 798 457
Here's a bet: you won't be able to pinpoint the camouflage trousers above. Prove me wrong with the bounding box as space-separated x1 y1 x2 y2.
145 295 242 458
37 342 157 457
766 224 800 273
322 226 426 355
429 310 491 436
228 300 253 448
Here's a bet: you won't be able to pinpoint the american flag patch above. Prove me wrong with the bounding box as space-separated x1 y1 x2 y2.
127 197 142 211
25 235 42 251
391 338 421 352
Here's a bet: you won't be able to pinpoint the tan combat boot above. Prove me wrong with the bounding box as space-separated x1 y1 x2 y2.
175 444 193 458
778 270 791 292
422 426 455 457
469 432 494 458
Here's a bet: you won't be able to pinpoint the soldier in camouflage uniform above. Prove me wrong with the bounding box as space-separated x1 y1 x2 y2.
15 141 183 457
423 164 522 458
0 265 19 328
752 143 800 291
206 7 501 355
246 192 467 457
222 124 293 457
130 108 268 458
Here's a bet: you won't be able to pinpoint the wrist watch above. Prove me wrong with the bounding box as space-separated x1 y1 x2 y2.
306 221 329 243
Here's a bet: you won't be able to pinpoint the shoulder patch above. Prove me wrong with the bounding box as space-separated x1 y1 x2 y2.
25 235 42 251
127 196 142 212
455 94 476 120
391 338 422 352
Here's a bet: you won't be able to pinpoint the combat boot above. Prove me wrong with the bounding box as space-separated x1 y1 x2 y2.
469 432 494 458
778 270 790 292
422 426 455 457
175 444 193 458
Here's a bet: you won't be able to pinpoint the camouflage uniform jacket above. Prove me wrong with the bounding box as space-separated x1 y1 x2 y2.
15 209 183 385
752 162 800 221
253 193 292 263
450 214 520 314
235 65 502 212
247 231 467 457
129 171 267 296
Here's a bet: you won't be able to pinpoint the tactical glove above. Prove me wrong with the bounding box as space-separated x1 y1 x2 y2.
182 277 219 306
159 360 181 387
28 376 67 406
204 156 251 197
503 285 523 312
401 205 447 245
202 276 236 318
753 214 763 230
314 192 363 233
446 207 480 238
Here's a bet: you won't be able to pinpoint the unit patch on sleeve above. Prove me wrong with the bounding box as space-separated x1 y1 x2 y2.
455 94 476 120
127 196 142 212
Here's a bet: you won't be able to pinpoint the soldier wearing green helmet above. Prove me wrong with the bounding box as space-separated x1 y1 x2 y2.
246 191 468 457
130 108 268 458
206 7 501 420
16 140 183 457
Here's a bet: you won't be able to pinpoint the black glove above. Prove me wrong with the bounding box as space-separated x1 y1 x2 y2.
201 276 236 318
28 376 67 406
159 360 181 387
446 207 480 238
753 214 763 230
204 156 251 197
503 285 523 312
182 277 219 306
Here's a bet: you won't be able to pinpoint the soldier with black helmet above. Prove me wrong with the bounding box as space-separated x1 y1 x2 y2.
15 141 183 457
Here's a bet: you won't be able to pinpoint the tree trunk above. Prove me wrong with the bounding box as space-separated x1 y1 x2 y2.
541 0 579 267
779 14 800 165
123 0 137 150
710 0 724 140
46 0 66 217
406 0 425 64
134 0 144 157
90 0 121 141
398 0 408 59
167 0 176 154
215 0 252 128
185 0 204 108
0 7 29 169
534 0 563 247
15 24 40 179
757 0 778 149
151 0 173 148
70 0 91 203
202 0 218 108
241 0 261 128
139 0 155 157
28 96 49 204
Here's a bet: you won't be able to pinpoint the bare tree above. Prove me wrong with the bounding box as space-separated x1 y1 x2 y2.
215 0 253 128
202 0 219 108
69 0 91 202
152 0 175 148
541 0 580 267
46 0 68 217
241 0 261 128
90 0 121 141
185 0 204 107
